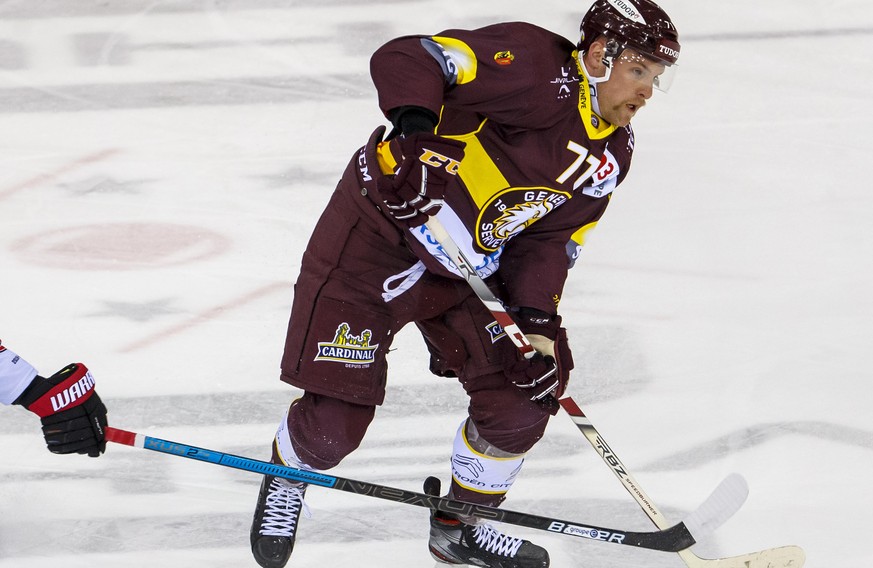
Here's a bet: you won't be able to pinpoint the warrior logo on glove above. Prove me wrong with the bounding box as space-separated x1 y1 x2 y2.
27 368 96 416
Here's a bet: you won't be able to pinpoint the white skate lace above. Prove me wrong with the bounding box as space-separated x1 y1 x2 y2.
259 478 311 537
471 524 524 557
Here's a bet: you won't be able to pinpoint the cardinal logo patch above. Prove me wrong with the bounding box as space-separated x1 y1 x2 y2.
476 188 571 252
314 323 379 366
486 321 506 344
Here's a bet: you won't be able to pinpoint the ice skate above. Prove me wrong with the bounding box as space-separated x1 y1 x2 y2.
250 475 309 568
428 510 550 568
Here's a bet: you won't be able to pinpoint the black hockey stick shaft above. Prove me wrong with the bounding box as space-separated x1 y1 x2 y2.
105 426 696 552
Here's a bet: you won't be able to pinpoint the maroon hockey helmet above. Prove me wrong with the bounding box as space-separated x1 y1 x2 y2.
579 0 681 67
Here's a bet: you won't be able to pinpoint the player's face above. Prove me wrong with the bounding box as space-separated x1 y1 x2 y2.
597 49 666 127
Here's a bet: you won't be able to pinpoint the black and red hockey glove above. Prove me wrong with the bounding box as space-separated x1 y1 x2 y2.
15 363 108 457
375 132 465 228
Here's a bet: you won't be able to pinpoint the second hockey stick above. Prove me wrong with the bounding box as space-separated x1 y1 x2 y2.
424 216 804 567
560 398 806 568
105 425 735 553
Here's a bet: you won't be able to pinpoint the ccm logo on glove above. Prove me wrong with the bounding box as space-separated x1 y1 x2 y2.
419 148 461 174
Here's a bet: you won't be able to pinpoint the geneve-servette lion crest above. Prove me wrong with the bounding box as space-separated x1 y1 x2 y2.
476 187 571 252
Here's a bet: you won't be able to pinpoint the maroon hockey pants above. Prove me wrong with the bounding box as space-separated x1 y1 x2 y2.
276 152 553 481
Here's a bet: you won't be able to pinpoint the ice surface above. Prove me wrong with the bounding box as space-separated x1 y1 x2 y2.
2 1 871 566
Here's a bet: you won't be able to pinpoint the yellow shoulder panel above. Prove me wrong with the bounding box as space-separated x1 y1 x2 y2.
432 35 478 85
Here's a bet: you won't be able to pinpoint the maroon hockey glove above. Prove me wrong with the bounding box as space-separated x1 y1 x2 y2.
375 132 465 228
505 328 574 412
515 307 562 340
15 363 108 457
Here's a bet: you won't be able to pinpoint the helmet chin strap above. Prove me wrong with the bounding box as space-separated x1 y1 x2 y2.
576 50 614 115
577 50 614 86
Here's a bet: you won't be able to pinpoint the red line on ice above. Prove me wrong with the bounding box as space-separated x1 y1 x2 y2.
0 148 121 200
117 281 288 353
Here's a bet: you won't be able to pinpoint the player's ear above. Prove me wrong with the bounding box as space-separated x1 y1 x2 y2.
583 38 609 78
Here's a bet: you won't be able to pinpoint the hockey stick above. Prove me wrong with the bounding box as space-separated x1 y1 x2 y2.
106 425 737 553
424 217 804 567
424 220 536 359
559 398 806 568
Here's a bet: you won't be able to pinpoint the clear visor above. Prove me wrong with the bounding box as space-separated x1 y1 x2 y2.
617 49 679 93
653 62 678 92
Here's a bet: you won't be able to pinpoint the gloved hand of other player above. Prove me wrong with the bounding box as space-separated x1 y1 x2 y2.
375 132 465 228
15 363 108 457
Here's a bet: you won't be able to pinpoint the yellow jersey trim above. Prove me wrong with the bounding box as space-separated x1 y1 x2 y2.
570 220 599 247
442 121 509 209
573 50 617 141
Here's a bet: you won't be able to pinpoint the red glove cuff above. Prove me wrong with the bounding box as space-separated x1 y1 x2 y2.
25 364 97 418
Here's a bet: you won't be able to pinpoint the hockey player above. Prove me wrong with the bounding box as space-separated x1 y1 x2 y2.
250 1 680 566
1 340 108 457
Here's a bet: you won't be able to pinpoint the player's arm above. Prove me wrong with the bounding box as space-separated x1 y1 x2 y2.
369 25 552 230
0 341 38 406
369 33 472 229
370 23 546 127
370 35 448 126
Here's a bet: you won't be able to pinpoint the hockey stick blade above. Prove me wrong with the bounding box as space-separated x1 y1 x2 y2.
681 473 748 541
107 426 700 553
559 397 806 567
677 545 806 568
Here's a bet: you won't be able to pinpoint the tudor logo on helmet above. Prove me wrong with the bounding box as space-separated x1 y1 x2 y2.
658 43 680 60
606 0 647 25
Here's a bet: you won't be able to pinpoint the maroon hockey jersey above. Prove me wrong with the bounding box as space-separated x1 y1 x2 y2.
370 22 635 316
